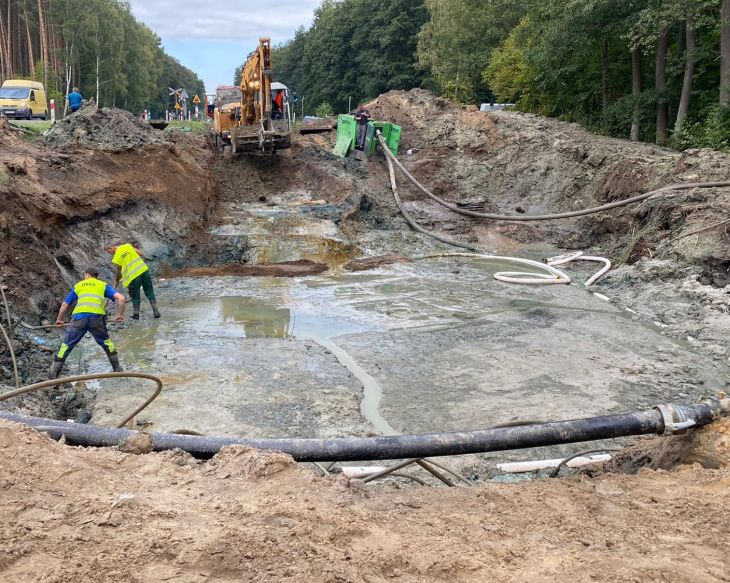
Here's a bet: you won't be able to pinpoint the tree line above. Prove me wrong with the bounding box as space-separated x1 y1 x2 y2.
0 0 204 117
269 0 730 150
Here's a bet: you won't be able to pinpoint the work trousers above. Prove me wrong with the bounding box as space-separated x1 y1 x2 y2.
56 316 116 361
128 271 156 306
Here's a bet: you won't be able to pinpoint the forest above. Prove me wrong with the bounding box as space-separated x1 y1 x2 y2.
271 0 730 150
0 0 204 116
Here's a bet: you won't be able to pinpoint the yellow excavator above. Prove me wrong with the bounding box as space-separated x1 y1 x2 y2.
213 37 292 154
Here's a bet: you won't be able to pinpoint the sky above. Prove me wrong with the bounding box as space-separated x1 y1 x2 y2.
128 1 322 94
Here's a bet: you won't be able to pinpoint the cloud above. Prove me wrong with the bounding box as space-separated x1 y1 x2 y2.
129 0 321 42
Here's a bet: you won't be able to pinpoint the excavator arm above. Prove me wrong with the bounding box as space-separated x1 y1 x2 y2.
212 37 291 154
239 37 272 126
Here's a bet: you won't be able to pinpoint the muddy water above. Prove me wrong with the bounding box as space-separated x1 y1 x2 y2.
71 254 729 441
65 189 729 441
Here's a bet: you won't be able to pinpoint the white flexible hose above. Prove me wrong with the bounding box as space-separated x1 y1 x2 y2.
415 252 572 285
546 252 612 286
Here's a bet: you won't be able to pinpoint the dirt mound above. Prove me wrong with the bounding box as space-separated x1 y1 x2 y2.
1 418 729 582
43 104 167 150
603 417 730 473
343 253 411 271
167 259 329 278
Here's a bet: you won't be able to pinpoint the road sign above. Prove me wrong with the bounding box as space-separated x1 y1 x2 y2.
180 89 189 100
175 102 181 110
192 95 201 104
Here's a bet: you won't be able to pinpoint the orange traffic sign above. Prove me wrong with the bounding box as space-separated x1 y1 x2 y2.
174 102 182 110
192 94 201 104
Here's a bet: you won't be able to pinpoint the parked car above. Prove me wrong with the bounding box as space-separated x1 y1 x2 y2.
0 79 49 120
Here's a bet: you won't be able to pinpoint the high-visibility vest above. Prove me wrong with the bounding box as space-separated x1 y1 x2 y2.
71 278 107 316
113 243 149 287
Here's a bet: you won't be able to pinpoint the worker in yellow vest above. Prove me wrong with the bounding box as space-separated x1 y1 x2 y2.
105 242 160 320
50 267 126 379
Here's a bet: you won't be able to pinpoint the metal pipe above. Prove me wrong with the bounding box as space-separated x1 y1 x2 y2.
1 397 726 462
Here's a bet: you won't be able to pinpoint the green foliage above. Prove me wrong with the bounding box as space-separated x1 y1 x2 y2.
271 0 428 115
418 0 534 103
3 0 204 117
672 104 730 151
314 102 334 117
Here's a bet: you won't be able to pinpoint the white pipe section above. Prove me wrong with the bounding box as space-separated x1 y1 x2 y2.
495 454 612 474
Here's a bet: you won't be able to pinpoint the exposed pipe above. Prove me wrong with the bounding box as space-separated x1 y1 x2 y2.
376 133 730 222
1 396 726 462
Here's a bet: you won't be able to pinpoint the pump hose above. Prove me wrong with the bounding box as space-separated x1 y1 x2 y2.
0 372 163 429
376 133 730 222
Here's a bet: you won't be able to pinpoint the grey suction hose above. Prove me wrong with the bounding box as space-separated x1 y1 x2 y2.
0 372 163 428
376 133 730 222
385 153 482 252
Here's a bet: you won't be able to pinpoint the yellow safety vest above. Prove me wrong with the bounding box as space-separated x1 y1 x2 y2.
112 243 149 288
71 278 107 316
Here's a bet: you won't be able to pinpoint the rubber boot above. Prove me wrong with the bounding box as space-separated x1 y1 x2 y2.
150 300 161 319
131 304 140 320
107 352 123 372
48 358 65 380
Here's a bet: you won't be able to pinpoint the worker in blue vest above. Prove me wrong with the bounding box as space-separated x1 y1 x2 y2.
49 267 126 379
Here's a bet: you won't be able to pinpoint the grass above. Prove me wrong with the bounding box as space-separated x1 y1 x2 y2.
164 120 210 134
9 120 53 142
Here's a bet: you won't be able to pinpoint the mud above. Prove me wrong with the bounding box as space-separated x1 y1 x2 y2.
167 259 328 278
1 419 729 582
1 87 729 581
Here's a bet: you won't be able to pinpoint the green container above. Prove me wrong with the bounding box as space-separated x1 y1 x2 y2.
364 122 401 157
333 114 356 157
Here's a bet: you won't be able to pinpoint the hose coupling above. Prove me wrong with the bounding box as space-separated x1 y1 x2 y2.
654 403 695 435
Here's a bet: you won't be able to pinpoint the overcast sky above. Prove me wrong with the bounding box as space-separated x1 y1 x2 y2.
128 1 322 94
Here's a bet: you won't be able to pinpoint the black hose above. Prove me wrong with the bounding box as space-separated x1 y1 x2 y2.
376 133 730 222
1 397 726 462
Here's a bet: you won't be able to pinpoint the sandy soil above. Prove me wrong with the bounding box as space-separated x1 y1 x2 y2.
0 419 728 582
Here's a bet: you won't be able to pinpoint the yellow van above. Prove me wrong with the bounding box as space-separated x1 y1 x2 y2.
0 79 49 120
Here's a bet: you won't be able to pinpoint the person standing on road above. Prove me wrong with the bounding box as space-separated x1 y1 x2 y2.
49 267 125 379
66 87 83 113
105 243 160 320
355 105 371 150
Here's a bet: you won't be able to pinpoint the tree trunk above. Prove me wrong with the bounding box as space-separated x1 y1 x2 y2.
0 7 11 80
721 0 730 107
601 38 609 112
37 0 48 93
675 17 696 134
630 46 641 141
655 28 670 146
23 3 34 78
96 52 100 104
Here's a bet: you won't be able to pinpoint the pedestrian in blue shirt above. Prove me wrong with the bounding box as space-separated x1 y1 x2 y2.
67 87 83 113
49 267 126 379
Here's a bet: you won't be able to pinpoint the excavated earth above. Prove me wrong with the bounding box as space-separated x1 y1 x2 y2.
1 90 729 581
